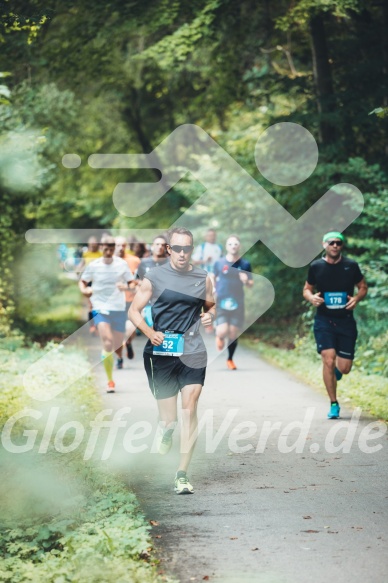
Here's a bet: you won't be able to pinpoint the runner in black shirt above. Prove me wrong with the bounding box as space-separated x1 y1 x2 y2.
129 227 215 494
303 231 367 419
137 235 168 280
136 235 168 327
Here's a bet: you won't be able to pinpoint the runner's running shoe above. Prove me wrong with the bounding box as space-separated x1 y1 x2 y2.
157 428 174 455
126 343 134 359
334 367 343 381
328 402 340 419
216 336 225 351
174 471 194 494
117 358 123 369
107 380 115 393
226 359 237 370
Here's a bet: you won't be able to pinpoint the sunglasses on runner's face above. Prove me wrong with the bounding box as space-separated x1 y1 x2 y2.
327 240 343 247
169 245 194 253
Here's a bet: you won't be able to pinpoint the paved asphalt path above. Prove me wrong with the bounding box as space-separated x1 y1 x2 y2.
88 333 388 583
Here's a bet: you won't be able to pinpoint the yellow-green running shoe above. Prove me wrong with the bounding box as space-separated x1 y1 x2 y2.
157 428 174 455
174 471 194 494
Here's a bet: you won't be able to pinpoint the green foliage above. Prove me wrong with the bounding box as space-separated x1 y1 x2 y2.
0 484 157 583
0 329 25 352
369 107 388 119
246 335 388 420
0 0 385 397
354 331 388 377
139 1 221 68
0 194 15 336
0 76 78 336
13 248 83 339
0 345 168 583
276 0 363 30
339 158 388 341
0 341 98 427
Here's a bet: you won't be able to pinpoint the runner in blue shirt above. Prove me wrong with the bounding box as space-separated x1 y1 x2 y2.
212 235 253 370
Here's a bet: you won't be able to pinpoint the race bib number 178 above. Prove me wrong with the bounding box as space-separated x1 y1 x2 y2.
324 291 347 309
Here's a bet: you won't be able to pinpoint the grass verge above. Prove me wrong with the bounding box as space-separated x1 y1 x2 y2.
0 343 174 583
15 274 84 342
244 334 388 421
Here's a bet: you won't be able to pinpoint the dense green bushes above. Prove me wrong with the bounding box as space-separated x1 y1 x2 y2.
12 248 83 341
0 344 170 583
0 476 158 583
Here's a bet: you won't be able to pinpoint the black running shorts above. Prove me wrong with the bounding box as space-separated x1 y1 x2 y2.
143 352 207 400
216 306 244 328
313 313 358 360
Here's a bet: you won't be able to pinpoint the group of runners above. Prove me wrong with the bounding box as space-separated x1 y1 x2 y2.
78 227 367 494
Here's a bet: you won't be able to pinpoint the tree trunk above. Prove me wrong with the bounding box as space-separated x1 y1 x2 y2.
381 3 388 156
123 90 163 183
382 3 388 109
309 14 336 145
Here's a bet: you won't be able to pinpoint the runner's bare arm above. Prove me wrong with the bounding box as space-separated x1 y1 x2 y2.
200 276 216 327
208 271 216 289
346 277 368 310
128 278 164 345
76 259 86 276
116 280 132 291
303 281 324 306
79 279 92 297
238 271 253 287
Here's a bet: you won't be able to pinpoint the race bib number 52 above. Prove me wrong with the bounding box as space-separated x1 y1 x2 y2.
153 332 185 356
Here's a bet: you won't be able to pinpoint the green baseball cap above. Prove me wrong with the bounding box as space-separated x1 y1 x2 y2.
323 231 345 242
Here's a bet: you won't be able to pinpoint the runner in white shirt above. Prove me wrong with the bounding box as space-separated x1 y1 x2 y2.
192 228 223 274
79 235 133 392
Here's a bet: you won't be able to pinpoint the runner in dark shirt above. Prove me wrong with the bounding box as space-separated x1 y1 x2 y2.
137 235 168 280
212 235 253 370
129 227 215 494
136 235 168 327
303 231 367 419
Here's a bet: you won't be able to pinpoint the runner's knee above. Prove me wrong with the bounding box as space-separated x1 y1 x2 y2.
340 361 352 375
102 338 113 351
322 353 336 369
181 387 202 412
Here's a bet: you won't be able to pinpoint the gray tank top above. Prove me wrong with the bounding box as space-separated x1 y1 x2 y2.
143 261 208 356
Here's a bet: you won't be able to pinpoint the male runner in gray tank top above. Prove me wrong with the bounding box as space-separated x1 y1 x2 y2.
129 227 216 494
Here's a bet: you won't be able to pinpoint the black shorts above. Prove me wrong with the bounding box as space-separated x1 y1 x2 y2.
143 352 207 400
313 313 358 360
216 306 244 328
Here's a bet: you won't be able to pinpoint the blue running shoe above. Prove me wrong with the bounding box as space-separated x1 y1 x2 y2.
328 402 340 419
334 367 343 381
